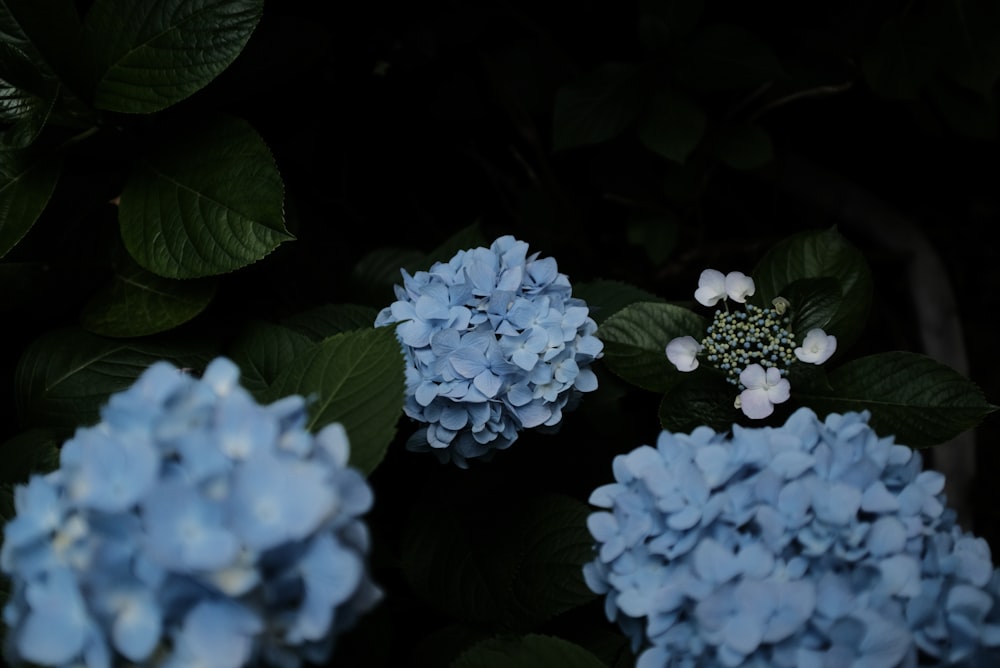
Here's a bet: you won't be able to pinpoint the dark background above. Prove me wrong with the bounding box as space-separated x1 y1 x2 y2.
231 0 1000 540
4 1 1000 664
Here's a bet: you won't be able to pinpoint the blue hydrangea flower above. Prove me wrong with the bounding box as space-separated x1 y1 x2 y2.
1 358 381 668
583 407 1000 667
375 235 603 467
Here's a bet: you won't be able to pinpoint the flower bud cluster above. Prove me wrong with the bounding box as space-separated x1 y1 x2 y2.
583 408 1000 667
703 302 797 386
665 269 837 419
375 235 603 467
1 358 380 668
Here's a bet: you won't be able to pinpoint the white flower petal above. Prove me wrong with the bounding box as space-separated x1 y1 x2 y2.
794 328 837 365
694 269 727 307
666 336 703 372
739 363 767 390
724 272 755 303
739 387 775 419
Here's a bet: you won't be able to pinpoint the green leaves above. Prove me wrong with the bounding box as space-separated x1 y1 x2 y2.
80 251 217 337
119 114 290 279
0 148 60 257
14 327 216 429
552 63 644 151
637 88 706 163
751 226 872 350
83 0 264 113
452 635 606 668
401 493 597 630
798 351 998 447
592 227 993 447
597 301 704 393
265 325 404 475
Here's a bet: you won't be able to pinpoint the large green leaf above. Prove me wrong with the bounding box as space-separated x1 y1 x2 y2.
349 246 425 308
0 428 62 484
264 325 404 475
638 0 705 52
637 88 706 163
674 23 785 91
0 149 60 257
226 321 315 399
82 0 263 113
451 635 606 668
281 303 381 341
401 493 597 630
750 227 872 351
119 114 290 279
0 42 59 149
715 122 773 170
862 17 935 100
797 351 998 447
658 372 739 434
80 254 217 337
552 63 644 151
15 327 217 429
597 301 704 393
781 277 842 340
0 0 84 94
573 279 665 325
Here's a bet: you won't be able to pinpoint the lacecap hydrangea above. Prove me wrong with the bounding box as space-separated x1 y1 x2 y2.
583 407 1000 667
374 235 603 467
1 358 380 668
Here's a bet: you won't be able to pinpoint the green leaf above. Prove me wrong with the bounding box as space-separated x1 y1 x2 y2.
926 77 998 141
80 254 218 337
862 17 935 100
410 624 490 668
423 220 489 267
637 88 706 163
0 0 85 94
83 0 263 113
227 321 314 399
0 149 60 257
0 428 62 484
281 303 380 341
15 326 217 429
552 63 644 151
781 277 842 341
0 42 60 149
401 494 597 630
627 214 679 266
451 635 606 668
751 227 872 351
658 373 739 434
597 301 704 393
572 278 664 325
638 0 705 52
715 123 773 170
674 23 785 91
797 351 998 447
264 325 404 475
349 246 425 307
119 114 290 279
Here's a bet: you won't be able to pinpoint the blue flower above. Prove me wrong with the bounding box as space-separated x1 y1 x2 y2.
1 358 380 668
584 407 1000 666
375 235 603 467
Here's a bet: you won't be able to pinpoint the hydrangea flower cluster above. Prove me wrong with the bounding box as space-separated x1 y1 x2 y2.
665 269 837 419
1 358 381 668
583 407 1000 667
374 235 603 467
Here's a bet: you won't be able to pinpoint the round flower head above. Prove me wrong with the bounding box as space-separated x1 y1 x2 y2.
375 235 603 467
1 358 381 668
583 408 1000 666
